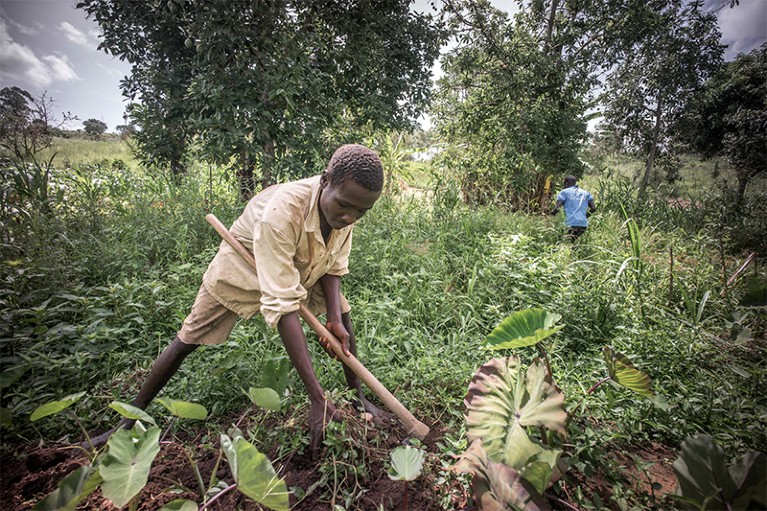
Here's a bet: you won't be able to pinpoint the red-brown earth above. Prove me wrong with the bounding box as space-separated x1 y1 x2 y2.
1 405 678 511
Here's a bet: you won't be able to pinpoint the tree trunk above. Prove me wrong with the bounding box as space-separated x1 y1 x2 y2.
544 0 560 51
735 172 748 210
170 153 187 180
237 150 256 202
261 139 275 190
639 94 664 198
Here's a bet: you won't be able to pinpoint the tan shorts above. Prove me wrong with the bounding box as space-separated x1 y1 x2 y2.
178 284 351 345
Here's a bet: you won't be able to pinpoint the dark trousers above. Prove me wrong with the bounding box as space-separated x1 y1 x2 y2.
566 226 587 242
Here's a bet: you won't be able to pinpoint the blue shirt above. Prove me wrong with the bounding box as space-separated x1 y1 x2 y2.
556 186 593 227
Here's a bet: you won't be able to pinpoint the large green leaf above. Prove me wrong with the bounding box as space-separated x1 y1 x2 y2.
603 347 654 397
452 439 551 511
673 434 766 511
388 446 425 481
30 392 86 422
243 387 282 412
466 357 567 465
109 401 157 427
156 397 208 420
0 365 28 391
221 434 290 511
33 464 102 511
465 357 566 493
158 499 198 511
484 309 563 350
99 427 161 508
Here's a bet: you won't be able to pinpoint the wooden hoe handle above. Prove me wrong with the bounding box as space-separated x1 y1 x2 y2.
205 214 429 440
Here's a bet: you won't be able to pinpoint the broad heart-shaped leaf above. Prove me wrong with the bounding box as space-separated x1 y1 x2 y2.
465 357 567 468
99 427 161 508
603 347 654 397
0 365 28 391
388 446 425 481
33 464 102 511
243 387 282 412
30 392 86 422
158 499 198 511
156 397 208 420
109 401 157 427
221 434 289 510
484 309 564 350
452 439 551 511
221 433 239 483
673 434 766 510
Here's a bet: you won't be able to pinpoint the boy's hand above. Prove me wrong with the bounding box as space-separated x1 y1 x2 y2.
319 320 351 358
308 399 341 458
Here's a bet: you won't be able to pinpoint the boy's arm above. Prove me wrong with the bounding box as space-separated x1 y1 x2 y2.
319 274 351 356
277 311 324 402
278 310 340 455
551 199 565 215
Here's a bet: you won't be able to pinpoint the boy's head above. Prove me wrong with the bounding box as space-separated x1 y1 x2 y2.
323 144 384 192
319 144 383 231
564 175 577 187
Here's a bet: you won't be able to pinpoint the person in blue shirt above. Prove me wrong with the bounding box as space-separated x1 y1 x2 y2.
551 175 596 241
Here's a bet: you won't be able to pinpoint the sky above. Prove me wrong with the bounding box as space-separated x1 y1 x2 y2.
1 0 765 133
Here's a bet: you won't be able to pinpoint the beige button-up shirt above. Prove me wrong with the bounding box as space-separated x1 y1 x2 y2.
203 176 352 328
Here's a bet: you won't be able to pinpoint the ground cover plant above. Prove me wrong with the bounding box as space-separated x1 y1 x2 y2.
1 138 765 510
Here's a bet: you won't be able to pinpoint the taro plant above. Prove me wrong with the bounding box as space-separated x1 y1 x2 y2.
388 445 426 511
30 392 289 511
453 308 654 509
671 434 766 511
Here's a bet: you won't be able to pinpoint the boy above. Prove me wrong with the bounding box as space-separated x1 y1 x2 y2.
95 144 385 455
551 175 596 241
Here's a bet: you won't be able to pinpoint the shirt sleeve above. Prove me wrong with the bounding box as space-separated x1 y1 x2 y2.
556 190 567 202
326 229 352 276
252 220 308 328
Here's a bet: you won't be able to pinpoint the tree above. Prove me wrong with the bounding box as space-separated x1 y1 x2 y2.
679 43 766 207
432 0 626 210
83 118 108 139
0 87 76 161
600 0 724 198
77 0 196 178
78 0 444 199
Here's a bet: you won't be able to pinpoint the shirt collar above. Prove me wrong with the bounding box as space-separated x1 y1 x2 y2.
305 175 322 234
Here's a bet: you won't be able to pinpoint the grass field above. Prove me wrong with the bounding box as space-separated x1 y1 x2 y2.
1 139 764 510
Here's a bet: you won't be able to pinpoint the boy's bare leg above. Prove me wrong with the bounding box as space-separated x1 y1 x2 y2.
87 336 198 447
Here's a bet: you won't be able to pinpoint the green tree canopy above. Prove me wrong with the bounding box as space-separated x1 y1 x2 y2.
600 0 724 197
0 87 75 161
78 0 444 198
678 43 767 205
83 118 108 139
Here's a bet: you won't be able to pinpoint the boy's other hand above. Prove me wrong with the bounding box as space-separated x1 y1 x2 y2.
319 320 351 358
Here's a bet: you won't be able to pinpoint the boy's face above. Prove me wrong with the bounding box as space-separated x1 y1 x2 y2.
319 176 381 231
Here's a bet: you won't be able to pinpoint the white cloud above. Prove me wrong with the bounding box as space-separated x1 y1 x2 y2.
4 16 41 36
98 62 126 78
59 21 91 46
717 0 767 59
43 53 79 82
0 20 79 87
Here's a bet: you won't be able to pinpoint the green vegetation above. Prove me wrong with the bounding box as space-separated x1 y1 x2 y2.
1 137 765 508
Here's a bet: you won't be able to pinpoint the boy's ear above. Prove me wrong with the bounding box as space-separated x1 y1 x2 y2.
320 172 329 188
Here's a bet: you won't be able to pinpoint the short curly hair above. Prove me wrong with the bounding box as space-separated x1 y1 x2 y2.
325 144 384 192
